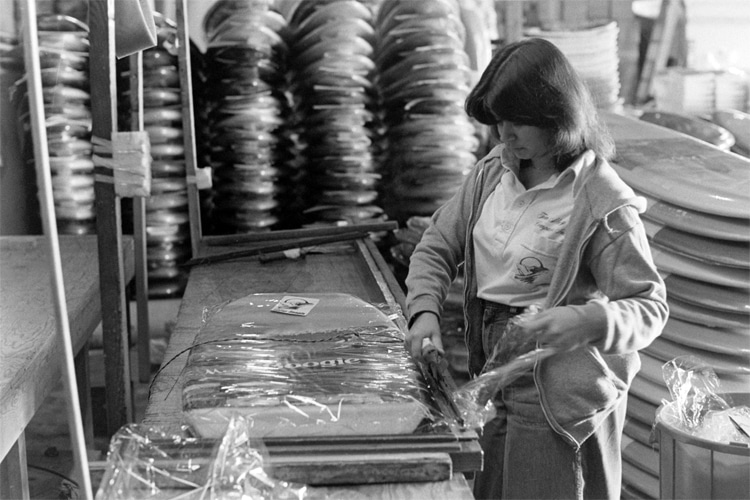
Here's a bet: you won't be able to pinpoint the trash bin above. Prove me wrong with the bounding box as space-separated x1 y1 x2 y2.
655 393 750 499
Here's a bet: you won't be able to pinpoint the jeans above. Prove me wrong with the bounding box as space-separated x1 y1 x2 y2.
472 302 625 499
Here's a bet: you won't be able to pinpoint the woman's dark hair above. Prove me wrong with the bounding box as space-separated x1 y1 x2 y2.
465 37 615 168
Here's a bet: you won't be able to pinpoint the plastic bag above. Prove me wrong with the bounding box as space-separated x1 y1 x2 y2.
453 308 559 429
661 355 733 430
95 417 307 499
660 355 750 445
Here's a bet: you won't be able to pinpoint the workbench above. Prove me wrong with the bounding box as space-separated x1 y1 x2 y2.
0 235 134 497
142 236 476 498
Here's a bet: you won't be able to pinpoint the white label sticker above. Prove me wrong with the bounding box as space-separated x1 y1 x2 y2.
271 296 320 316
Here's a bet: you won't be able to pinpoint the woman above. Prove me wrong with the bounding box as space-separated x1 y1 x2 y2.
404 38 668 499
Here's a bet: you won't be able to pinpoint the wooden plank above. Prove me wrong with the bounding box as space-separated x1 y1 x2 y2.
184 232 372 267
363 238 407 310
268 452 453 485
636 0 682 103
0 436 29 500
90 457 474 500
204 221 399 246
617 15 641 105
128 50 151 383
74 344 95 446
89 0 134 435
308 476 476 499
0 236 134 459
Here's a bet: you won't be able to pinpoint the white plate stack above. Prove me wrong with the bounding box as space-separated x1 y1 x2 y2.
524 22 621 110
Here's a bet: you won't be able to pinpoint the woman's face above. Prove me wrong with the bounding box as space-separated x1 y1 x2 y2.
496 121 553 163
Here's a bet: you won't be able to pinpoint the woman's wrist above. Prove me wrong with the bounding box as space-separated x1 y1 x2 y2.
409 310 439 328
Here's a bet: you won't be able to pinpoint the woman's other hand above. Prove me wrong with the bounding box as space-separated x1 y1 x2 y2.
515 306 603 351
405 311 444 362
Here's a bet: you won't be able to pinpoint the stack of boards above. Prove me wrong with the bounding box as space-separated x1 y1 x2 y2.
604 112 750 499
182 293 430 439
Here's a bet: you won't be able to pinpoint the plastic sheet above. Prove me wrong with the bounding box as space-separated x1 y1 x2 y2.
452 308 560 429
181 293 435 438
95 418 474 499
659 355 750 445
95 418 307 499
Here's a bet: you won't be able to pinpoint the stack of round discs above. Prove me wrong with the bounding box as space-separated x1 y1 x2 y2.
26 14 95 235
525 22 621 111
374 0 478 223
131 14 192 298
604 114 750 499
202 0 296 232
287 0 385 227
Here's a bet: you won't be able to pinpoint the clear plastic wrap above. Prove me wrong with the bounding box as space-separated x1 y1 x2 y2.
452 308 561 429
659 355 750 445
181 293 435 439
95 417 474 499
95 418 307 499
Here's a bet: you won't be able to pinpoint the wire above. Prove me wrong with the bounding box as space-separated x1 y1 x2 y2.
27 463 80 487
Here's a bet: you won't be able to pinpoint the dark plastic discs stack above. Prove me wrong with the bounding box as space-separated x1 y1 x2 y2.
202 0 297 232
287 0 385 227
374 0 478 223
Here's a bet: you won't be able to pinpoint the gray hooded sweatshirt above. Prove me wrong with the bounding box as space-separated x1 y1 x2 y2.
405 145 668 447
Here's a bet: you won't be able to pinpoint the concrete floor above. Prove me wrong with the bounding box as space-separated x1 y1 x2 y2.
25 299 181 499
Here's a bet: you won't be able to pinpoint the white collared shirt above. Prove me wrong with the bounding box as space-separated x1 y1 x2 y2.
472 150 592 306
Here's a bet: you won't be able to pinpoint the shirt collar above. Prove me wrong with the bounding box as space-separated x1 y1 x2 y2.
490 144 595 186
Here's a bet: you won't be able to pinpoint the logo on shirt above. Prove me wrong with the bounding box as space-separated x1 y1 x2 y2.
536 211 567 238
514 256 550 284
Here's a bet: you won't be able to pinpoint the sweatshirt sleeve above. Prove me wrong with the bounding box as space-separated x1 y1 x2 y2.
404 163 484 324
583 205 669 354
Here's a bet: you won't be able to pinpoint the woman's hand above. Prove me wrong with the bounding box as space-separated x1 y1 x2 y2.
405 311 443 362
514 306 603 351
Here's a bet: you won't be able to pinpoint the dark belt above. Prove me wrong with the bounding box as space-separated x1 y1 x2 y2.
481 299 527 316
